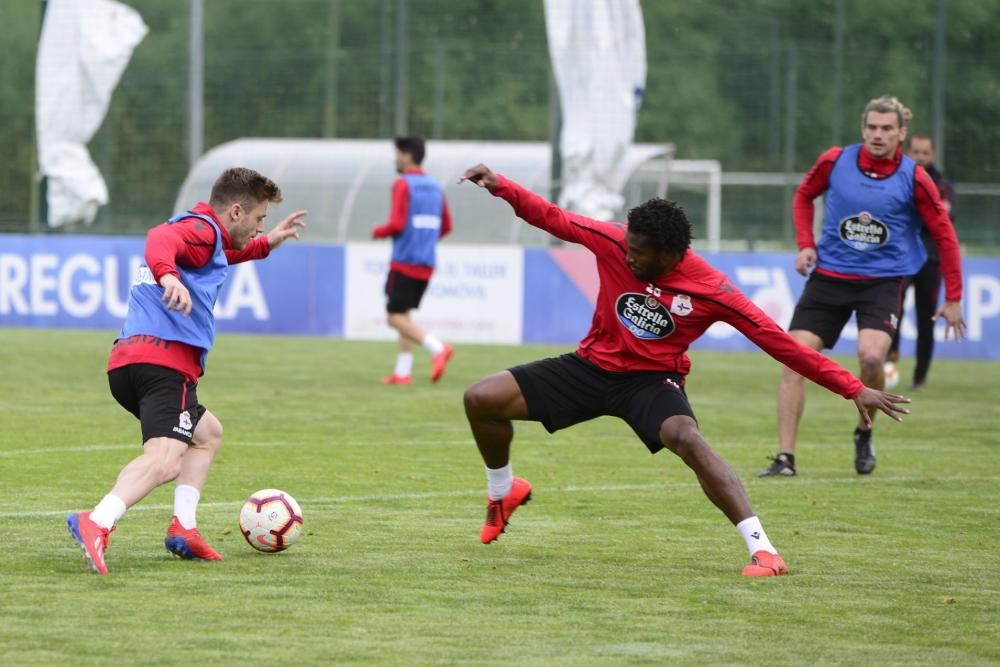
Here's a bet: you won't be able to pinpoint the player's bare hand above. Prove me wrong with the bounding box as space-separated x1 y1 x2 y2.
932 300 966 342
794 247 817 276
852 386 911 426
159 274 192 317
459 164 498 191
267 210 308 249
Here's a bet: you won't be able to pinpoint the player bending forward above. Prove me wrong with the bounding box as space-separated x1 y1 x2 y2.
67 167 306 574
459 164 910 576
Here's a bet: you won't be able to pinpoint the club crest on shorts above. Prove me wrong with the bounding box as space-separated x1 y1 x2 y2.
839 211 890 251
616 292 675 339
670 294 694 316
179 410 193 431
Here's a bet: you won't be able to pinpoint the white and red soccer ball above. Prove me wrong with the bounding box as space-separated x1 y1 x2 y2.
239 489 303 553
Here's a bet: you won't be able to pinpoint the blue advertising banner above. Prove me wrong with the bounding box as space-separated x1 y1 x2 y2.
2 234 998 361
522 247 1000 361
0 235 344 336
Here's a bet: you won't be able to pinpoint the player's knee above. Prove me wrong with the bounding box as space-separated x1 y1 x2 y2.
463 381 499 419
781 364 805 382
859 352 884 375
195 416 224 453
463 384 487 417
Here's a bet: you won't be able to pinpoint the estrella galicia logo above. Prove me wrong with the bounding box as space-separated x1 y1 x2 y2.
616 293 675 339
839 211 890 251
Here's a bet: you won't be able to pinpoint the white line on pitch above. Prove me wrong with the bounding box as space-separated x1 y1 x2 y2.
21 474 1000 519
0 439 475 457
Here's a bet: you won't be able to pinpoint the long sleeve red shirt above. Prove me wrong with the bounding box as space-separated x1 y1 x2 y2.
372 168 453 280
107 202 272 382
493 175 864 399
794 145 962 301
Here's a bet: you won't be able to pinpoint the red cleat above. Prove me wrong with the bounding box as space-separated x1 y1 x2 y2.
480 477 532 544
742 550 789 577
67 511 112 575
164 516 223 561
430 344 454 383
381 374 412 385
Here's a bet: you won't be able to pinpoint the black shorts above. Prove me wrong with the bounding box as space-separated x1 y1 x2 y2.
108 364 205 445
789 273 906 348
508 352 695 454
385 269 429 314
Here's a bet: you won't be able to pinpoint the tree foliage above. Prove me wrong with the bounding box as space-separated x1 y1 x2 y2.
2 0 998 234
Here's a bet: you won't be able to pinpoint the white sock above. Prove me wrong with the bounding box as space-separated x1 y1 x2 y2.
394 352 414 377
174 484 200 529
421 334 445 356
90 494 126 530
486 463 513 500
736 516 777 556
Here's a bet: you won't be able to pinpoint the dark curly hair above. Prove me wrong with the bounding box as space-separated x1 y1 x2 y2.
626 198 693 254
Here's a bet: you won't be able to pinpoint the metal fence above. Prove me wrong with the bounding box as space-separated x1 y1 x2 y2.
3 0 998 252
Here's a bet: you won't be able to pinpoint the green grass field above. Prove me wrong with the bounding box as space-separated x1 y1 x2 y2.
1 327 998 666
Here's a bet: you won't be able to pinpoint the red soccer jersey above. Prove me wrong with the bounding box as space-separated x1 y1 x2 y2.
492 175 864 399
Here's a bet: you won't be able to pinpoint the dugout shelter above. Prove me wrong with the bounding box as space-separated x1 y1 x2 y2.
175 139 721 248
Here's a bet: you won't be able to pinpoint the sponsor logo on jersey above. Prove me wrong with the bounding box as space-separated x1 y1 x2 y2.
616 293 675 339
670 294 694 316
412 214 442 230
839 211 890 251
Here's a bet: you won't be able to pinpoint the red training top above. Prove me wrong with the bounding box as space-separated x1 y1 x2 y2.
793 144 962 302
492 174 865 399
372 168 453 280
107 201 272 383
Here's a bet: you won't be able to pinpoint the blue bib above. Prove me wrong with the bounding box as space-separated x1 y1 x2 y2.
818 144 926 277
391 173 445 267
119 212 229 370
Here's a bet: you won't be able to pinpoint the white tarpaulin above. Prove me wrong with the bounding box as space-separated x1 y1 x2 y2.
544 0 646 220
36 0 147 227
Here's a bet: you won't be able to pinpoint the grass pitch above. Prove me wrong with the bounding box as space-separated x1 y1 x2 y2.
1 327 998 666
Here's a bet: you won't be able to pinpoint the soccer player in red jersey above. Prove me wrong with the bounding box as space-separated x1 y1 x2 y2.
66 168 306 574
458 163 910 576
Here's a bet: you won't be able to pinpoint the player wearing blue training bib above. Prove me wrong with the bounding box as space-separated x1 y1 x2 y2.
762 96 966 479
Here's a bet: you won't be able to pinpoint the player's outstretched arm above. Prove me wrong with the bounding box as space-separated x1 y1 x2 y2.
267 210 308 250
459 164 498 192
852 386 911 427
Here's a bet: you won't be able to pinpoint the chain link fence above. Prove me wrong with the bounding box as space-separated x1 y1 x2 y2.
3 0 997 251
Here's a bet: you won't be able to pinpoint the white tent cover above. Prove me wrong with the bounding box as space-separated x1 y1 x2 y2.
174 139 674 245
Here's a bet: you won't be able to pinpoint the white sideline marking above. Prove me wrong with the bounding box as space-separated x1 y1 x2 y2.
24 475 1000 519
0 440 474 457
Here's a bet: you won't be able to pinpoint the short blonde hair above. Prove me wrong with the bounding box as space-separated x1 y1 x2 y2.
861 96 912 129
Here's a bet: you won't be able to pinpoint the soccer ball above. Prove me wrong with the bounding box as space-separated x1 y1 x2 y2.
883 361 900 390
239 489 304 553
